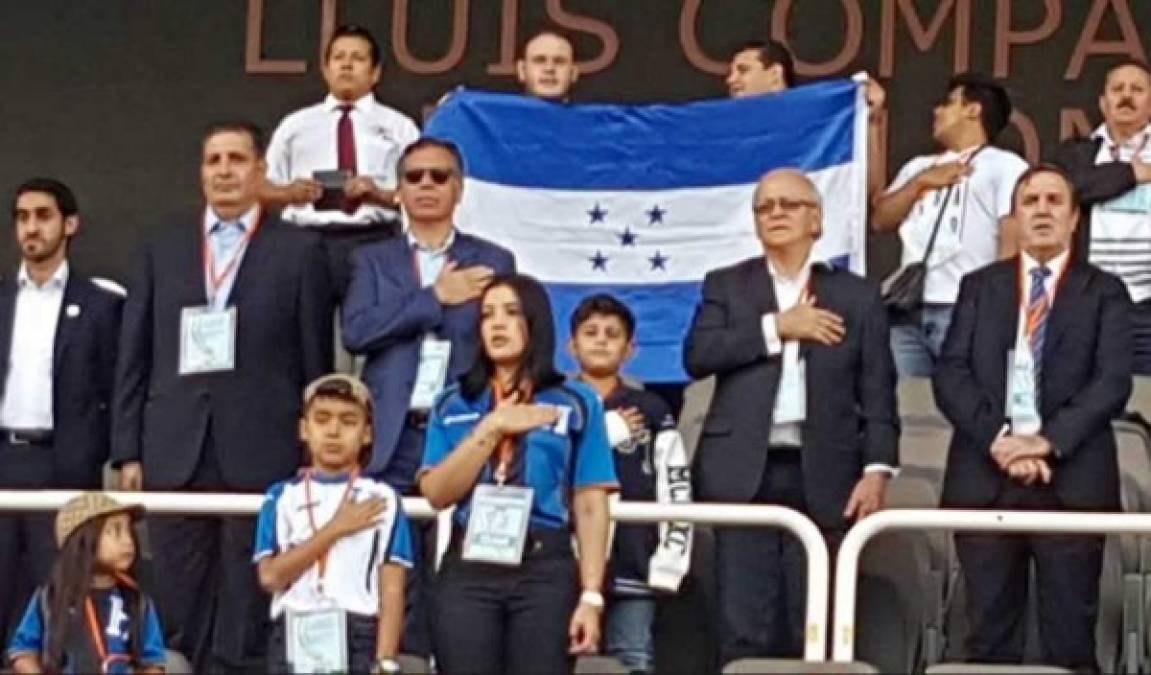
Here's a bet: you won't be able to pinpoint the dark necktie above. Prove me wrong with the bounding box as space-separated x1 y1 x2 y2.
337 104 357 173
1026 265 1052 381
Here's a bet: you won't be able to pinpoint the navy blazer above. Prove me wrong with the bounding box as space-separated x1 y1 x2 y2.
0 269 123 488
342 231 515 475
112 214 334 491
683 257 900 529
934 257 1132 511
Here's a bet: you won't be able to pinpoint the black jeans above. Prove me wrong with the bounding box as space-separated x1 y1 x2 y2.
268 612 379 673
433 528 579 675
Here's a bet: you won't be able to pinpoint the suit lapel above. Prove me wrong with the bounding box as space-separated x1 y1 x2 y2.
986 261 1020 362
226 216 272 308
448 232 478 269
52 274 82 368
1043 260 1088 358
747 258 778 317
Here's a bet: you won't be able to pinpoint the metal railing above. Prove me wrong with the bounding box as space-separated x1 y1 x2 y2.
830 508 1151 662
0 491 832 662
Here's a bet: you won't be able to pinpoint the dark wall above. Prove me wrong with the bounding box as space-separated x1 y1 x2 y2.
1 0 1145 280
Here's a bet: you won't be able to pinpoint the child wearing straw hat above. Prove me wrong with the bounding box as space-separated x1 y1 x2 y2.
7 492 166 674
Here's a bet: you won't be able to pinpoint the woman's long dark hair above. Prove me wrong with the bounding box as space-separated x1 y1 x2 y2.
43 514 142 673
461 274 564 400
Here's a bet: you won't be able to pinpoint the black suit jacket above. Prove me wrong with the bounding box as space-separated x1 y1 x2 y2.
684 257 900 529
1051 136 1137 256
934 257 1132 511
112 213 333 491
0 270 122 487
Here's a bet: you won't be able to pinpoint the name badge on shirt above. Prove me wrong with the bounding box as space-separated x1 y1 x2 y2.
179 306 237 375
772 352 807 425
1100 184 1151 214
285 606 348 674
1005 349 1041 435
463 484 534 566
409 337 451 410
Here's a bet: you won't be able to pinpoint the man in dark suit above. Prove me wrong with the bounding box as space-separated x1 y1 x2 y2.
0 178 123 641
342 138 513 657
934 165 1132 670
684 169 899 666
343 138 514 492
112 122 333 672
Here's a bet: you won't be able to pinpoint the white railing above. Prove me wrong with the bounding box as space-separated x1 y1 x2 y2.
831 508 1151 662
0 491 832 662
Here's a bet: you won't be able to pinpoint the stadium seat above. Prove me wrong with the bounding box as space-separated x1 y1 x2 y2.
925 664 1071 674
164 650 193 674
575 654 629 673
722 658 879 673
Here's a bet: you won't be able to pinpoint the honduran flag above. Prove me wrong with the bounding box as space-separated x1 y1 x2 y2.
425 77 869 383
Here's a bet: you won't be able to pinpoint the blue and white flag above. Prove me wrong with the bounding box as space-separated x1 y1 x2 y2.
426 78 869 382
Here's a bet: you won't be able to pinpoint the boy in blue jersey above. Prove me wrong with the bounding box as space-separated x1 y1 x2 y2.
569 294 694 675
254 374 413 674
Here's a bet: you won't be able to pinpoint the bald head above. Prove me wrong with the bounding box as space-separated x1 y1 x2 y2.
753 169 823 253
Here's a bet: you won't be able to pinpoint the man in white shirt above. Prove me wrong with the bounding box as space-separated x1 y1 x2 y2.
517 31 580 102
873 73 1028 377
685 169 898 665
262 24 420 295
0 178 124 642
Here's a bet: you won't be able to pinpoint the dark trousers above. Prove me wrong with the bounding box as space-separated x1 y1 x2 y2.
956 485 1103 671
0 440 56 643
145 446 269 674
433 528 578 675
268 612 379 673
714 447 844 667
312 223 398 300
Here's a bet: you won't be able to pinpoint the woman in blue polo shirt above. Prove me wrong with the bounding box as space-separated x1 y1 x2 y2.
419 274 618 675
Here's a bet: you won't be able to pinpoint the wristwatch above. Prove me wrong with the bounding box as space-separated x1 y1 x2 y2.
580 590 606 609
372 658 402 674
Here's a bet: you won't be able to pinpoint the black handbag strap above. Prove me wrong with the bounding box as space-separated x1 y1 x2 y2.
918 145 987 266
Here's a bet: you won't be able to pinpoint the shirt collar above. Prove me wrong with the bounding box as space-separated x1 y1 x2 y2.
325 93 375 113
203 205 259 236
1092 123 1151 149
1020 248 1070 284
407 227 457 255
766 253 816 288
17 260 69 290
938 144 983 164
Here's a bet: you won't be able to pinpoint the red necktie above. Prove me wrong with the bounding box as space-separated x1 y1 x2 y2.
337 105 357 173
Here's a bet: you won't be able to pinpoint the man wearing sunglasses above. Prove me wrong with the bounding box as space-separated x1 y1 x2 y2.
685 169 898 666
342 137 514 657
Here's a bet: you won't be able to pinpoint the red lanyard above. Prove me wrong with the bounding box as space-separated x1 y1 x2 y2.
83 580 135 675
302 469 359 596
203 208 263 302
491 381 532 485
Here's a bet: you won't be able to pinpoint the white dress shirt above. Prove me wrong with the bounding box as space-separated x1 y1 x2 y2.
266 93 421 227
759 256 894 474
0 262 68 430
408 228 457 289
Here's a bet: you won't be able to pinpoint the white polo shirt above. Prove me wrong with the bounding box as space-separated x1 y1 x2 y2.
888 145 1028 304
254 472 414 619
266 93 420 227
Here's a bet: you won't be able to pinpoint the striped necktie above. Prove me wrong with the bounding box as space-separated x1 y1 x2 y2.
1026 265 1052 380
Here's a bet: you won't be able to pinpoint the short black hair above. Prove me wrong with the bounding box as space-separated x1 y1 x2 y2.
1103 59 1151 86
202 120 265 158
1011 163 1081 213
461 274 564 400
949 73 1012 141
570 293 636 341
518 30 577 60
397 137 465 176
733 39 795 88
12 178 78 219
325 24 381 67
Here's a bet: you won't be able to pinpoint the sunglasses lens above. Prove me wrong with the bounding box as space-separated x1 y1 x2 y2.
403 169 454 184
429 170 452 184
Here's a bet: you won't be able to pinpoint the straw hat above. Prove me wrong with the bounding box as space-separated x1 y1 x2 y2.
55 492 143 548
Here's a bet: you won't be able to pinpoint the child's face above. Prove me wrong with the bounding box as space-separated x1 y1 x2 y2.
96 513 136 574
300 396 372 472
570 313 634 378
